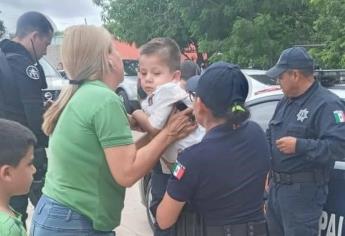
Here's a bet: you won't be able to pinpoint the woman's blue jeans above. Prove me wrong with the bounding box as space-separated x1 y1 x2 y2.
30 195 115 236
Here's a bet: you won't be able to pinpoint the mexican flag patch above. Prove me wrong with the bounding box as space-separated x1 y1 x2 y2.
172 161 186 180
333 110 345 123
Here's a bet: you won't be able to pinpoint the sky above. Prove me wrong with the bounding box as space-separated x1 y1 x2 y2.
0 0 103 33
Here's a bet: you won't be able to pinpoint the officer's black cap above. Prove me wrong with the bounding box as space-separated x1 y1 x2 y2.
266 47 314 78
196 62 248 116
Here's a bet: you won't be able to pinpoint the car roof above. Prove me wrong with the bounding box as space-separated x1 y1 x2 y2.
241 69 267 75
246 85 345 102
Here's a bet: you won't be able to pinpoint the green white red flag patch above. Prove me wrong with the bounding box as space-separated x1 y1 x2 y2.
333 110 345 123
172 161 186 180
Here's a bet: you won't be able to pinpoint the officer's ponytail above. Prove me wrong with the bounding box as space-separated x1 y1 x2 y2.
224 103 250 127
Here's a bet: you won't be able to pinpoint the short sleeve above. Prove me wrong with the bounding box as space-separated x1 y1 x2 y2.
166 149 199 202
148 83 188 129
93 96 133 148
0 213 26 236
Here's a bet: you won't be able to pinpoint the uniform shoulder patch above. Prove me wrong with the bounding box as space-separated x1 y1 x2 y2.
172 161 186 180
333 110 345 123
26 65 40 80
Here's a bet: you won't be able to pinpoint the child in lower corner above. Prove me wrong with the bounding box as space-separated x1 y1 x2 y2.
132 37 204 236
0 119 37 236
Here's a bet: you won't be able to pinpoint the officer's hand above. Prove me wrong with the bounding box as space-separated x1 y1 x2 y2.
276 136 297 155
165 107 197 141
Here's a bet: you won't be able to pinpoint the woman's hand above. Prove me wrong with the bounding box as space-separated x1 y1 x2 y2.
164 107 197 142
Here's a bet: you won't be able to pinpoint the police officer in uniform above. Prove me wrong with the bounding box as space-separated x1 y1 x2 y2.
0 11 53 225
265 47 345 235
155 62 270 236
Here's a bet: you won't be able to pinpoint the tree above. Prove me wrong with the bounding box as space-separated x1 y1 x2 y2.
94 0 205 62
94 0 189 46
309 0 345 68
0 20 5 38
174 0 316 68
94 0 333 68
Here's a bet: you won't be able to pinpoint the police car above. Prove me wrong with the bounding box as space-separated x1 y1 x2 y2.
116 59 141 113
40 58 68 101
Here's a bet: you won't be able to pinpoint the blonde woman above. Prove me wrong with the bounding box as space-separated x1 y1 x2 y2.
29 25 195 236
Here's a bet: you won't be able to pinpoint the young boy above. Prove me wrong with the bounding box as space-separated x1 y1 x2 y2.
0 119 37 236
132 38 204 235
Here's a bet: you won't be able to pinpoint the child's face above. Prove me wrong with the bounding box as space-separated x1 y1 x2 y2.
138 54 180 95
9 146 36 195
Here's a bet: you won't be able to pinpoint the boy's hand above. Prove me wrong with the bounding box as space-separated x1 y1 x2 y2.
128 113 144 132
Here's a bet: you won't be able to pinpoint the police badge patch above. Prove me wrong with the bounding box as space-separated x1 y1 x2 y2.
26 65 40 80
297 108 309 122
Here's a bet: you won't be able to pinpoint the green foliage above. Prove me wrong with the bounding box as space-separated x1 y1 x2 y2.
94 0 345 68
95 0 190 48
310 0 345 68
0 20 5 38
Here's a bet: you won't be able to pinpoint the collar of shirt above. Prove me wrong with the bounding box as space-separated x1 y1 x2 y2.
202 121 249 141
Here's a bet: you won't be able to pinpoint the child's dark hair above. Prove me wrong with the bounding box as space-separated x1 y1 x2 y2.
0 119 37 167
139 37 181 72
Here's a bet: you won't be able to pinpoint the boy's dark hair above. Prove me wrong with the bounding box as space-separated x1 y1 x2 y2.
0 119 37 167
139 37 181 72
15 11 54 38
181 60 201 81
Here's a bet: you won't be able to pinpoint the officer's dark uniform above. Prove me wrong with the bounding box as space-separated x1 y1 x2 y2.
266 81 345 235
167 121 270 236
0 39 48 224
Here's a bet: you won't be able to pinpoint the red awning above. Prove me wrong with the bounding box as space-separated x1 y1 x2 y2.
114 40 139 60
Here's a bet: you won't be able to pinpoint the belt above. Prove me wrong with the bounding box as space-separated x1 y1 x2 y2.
272 171 317 184
206 220 267 236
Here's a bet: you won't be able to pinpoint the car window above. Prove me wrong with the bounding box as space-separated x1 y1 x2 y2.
123 59 138 76
249 74 277 86
249 101 279 130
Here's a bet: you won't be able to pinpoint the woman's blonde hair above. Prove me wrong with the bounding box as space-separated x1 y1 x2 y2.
42 25 113 135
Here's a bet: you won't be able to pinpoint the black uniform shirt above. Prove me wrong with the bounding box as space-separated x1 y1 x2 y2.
167 121 270 226
0 39 48 148
267 81 345 173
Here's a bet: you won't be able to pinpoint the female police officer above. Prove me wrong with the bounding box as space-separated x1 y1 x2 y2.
156 62 270 236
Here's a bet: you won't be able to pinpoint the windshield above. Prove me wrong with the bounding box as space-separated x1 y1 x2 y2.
39 58 61 78
249 74 277 86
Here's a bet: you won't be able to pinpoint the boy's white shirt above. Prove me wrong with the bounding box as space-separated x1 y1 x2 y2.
141 82 205 174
